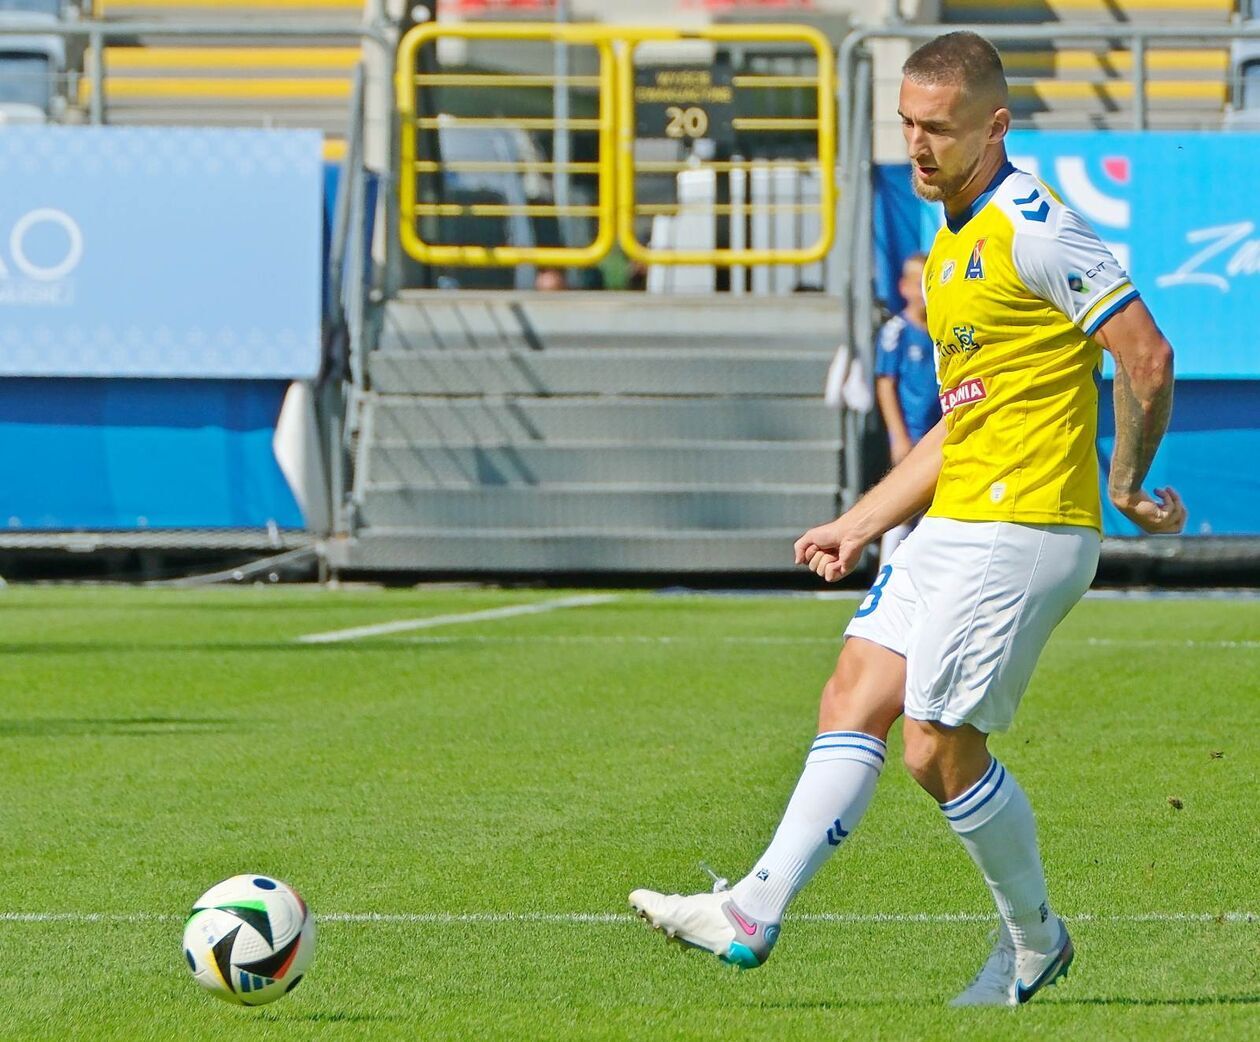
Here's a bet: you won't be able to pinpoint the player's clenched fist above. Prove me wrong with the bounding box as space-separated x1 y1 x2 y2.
1110 485 1187 535
794 522 865 582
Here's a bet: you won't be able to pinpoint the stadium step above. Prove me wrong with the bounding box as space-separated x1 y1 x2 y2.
330 528 815 573
1002 48 1230 80
363 442 841 488
98 46 361 72
1009 79 1226 112
380 290 845 354
95 0 363 16
943 0 1233 24
75 41 361 139
367 396 842 444
1015 109 1228 130
343 290 847 575
356 486 838 530
367 350 831 397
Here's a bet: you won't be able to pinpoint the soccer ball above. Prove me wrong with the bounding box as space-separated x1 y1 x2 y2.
182 874 316 1006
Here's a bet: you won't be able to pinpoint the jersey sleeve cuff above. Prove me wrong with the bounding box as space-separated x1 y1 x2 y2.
1080 283 1139 336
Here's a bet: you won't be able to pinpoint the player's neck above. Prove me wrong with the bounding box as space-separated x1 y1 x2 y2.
943 149 1009 223
902 304 927 328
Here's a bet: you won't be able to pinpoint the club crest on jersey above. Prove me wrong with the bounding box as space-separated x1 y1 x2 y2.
938 377 987 416
940 260 956 284
964 239 987 281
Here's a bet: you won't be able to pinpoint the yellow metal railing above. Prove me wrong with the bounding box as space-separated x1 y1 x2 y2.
396 21 617 269
395 21 836 269
614 23 835 267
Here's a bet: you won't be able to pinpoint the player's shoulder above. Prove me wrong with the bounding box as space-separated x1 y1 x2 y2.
877 313 907 350
992 167 1116 284
989 168 1076 241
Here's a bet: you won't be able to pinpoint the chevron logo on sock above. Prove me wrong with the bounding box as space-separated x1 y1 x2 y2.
826 819 848 846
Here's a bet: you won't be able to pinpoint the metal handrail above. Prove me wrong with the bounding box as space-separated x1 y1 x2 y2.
326 62 365 332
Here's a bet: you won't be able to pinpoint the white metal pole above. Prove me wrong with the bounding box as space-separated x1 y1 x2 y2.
553 0 573 283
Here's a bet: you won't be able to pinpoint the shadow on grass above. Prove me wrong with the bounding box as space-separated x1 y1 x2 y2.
753 993 1260 1011
0 717 238 738
257 1011 404 1024
1062 995 1260 1007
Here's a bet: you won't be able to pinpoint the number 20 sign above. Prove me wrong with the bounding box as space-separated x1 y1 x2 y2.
634 65 733 144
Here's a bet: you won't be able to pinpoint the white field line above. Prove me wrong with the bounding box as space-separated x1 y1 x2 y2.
399 635 835 646
295 594 619 645
1082 637 1260 650
0 911 1253 925
388 634 1260 650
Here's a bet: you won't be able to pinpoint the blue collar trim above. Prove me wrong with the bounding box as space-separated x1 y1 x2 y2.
944 160 1016 233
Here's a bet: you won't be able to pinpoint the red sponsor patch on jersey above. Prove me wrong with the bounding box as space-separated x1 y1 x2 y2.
939 377 987 416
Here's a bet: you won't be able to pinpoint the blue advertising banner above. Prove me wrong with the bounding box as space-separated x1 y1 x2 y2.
0 126 322 379
0 378 304 529
1005 132 1260 379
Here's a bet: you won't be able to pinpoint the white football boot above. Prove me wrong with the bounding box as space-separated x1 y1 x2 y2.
628 888 779 969
949 927 1016 1007
1012 919 1074 1005
952 918 1074 1007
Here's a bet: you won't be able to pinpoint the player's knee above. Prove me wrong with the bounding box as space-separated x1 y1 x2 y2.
901 737 934 788
901 722 943 790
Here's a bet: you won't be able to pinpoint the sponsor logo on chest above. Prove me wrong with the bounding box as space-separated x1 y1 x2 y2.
938 377 988 416
934 324 982 358
964 238 987 281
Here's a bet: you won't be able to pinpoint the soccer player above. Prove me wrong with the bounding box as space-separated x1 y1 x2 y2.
874 252 941 565
629 31 1186 1006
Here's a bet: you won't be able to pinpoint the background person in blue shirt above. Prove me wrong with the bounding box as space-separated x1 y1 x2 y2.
874 252 941 565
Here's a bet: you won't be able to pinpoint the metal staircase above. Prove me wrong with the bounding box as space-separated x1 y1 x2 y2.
329 290 845 574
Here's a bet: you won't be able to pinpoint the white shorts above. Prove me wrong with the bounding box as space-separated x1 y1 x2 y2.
843 517 1100 733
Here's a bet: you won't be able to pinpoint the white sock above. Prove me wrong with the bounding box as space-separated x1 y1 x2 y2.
730 731 885 922
941 758 1059 955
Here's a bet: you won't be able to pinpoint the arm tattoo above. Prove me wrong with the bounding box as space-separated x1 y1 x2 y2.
1108 359 1174 498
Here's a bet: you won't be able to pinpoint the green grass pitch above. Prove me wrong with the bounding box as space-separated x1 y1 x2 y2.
0 585 1256 1041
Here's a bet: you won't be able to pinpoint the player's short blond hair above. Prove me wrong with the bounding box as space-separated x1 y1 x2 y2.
902 31 1008 107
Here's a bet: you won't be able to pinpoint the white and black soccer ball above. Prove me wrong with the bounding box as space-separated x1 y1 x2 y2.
182 874 316 1006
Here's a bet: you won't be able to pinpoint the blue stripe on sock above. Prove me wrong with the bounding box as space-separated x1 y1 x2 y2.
815 731 887 746
939 757 998 811
812 732 887 757
809 742 886 762
943 765 1007 822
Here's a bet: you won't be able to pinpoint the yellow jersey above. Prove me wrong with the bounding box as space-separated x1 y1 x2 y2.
922 162 1137 531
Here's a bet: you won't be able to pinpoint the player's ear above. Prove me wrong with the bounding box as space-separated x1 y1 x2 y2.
989 107 1010 145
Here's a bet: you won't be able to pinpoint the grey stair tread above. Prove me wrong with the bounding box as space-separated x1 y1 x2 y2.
368 396 842 443
1009 96 1224 115
367 350 831 396
96 109 348 136
1013 111 1225 130
380 290 845 353
364 443 840 486
332 529 815 573
351 290 847 573
356 486 838 530
943 4 1232 23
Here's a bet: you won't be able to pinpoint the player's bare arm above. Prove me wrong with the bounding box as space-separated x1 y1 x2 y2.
1093 299 1187 534
794 417 947 581
875 376 914 463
